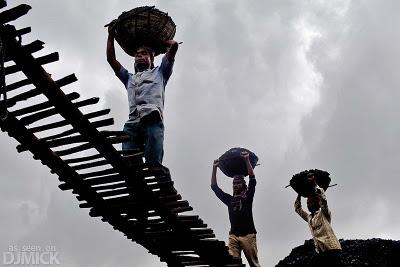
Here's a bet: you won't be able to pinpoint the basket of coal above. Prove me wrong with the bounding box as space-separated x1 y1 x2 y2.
288 169 332 197
218 147 259 178
107 6 176 56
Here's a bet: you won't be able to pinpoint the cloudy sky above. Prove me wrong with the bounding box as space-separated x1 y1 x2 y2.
1 0 400 266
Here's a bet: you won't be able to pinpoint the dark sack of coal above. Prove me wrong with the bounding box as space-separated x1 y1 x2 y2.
218 147 258 178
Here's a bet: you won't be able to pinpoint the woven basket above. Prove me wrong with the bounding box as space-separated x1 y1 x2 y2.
110 6 176 56
218 147 259 178
289 169 331 197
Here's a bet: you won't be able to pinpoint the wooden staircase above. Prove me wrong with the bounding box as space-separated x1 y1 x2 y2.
0 4 244 267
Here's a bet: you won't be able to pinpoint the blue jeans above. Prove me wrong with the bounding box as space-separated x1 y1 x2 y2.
122 117 164 165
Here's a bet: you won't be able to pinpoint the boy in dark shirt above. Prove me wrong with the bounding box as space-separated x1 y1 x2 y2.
211 151 261 267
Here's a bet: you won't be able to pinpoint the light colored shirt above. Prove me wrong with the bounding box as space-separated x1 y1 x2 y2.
294 187 342 253
115 55 174 124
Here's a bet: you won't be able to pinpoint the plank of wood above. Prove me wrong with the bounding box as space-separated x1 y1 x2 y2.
22 40 44 54
5 79 30 92
16 27 31 36
5 52 59 75
158 194 182 202
20 97 99 126
91 118 114 129
0 4 31 24
79 168 118 179
45 134 86 148
81 174 123 186
97 188 130 198
90 181 126 191
107 135 130 144
147 181 174 190
9 92 80 115
29 109 110 134
40 112 110 142
71 159 110 171
53 142 93 157
54 74 78 88
171 206 193 214
64 153 103 164
165 200 189 209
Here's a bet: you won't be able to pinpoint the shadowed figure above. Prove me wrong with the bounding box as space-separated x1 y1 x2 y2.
106 25 178 167
211 151 261 267
294 174 344 267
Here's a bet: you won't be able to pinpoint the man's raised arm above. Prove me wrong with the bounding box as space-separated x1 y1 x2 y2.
211 159 231 206
106 30 122 73
295 195 309 222
211 159 219 187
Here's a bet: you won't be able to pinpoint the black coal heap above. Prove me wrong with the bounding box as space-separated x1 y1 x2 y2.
276 239 400 267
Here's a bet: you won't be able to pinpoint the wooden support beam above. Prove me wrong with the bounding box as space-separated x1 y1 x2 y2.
20 97 99 126
64 153 103 164
147 181 174 190
16 27 31 36
53 142 92 157
91 118 114 129
40 110 110 142
172 206 193 214
45 134 86 148
107 135 130 144
97 188 130 198
71 159 110 171
9 92 80 114
22 40 44 54
6 79 31 92
59 173 123 190
29 109 110 134
165 200 189 209
79 168 117 179
54 73 77 88
0 4 31 24
5 52 59 75
90 181 125 191
36 52 59 65
158 194 182 202
145 175 171 184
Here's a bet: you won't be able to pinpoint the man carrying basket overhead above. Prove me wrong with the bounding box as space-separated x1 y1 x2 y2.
211 151 261 267
106 7 178 167
294 173 344 267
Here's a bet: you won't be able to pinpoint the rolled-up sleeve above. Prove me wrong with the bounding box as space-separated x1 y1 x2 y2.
295 197 310 222
159 55 174 84
115 65 129 88
316 186 331 222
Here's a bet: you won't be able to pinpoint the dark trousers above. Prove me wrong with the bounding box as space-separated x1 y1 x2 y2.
122 113 164 165
311 249 344 267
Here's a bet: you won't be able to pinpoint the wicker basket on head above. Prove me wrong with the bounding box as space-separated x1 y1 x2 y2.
109 6 176 57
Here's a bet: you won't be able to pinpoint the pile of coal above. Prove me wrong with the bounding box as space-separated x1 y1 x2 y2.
289 169 331 197
275 239 400 267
